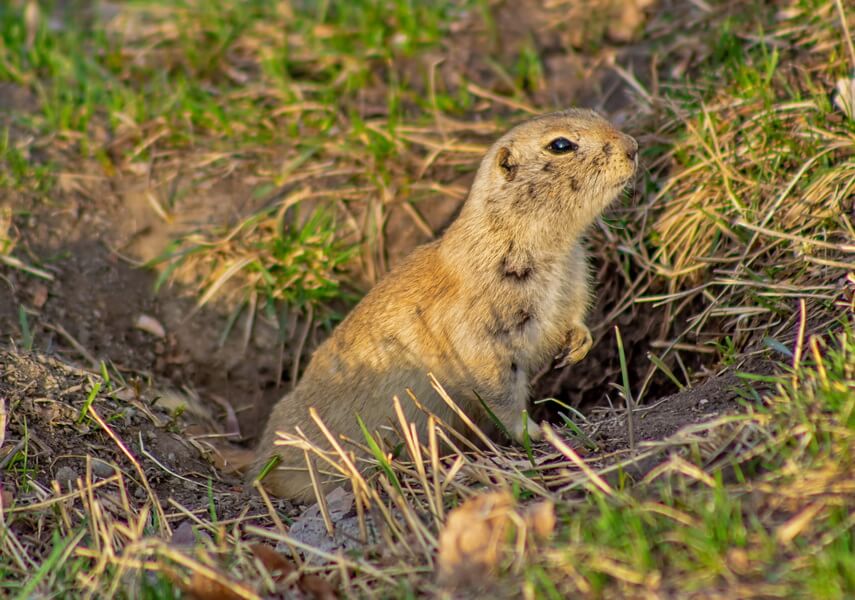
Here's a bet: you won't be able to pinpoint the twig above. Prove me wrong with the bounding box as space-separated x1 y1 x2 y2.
0 254 54 281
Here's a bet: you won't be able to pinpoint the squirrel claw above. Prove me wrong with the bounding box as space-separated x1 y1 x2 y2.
554 324 593 369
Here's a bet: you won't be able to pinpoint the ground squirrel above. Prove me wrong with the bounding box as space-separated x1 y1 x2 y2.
253 109 638 502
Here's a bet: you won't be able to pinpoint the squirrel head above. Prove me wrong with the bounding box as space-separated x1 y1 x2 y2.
466 109 638 238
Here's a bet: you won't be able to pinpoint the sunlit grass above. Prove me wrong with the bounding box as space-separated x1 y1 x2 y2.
0 0 853 597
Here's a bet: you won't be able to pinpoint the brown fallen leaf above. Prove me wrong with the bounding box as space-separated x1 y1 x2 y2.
170 521 197 547
607 0 654 42
525 499 556 540
437 491 555 589
0 485 13 510
186 572 249 600
250 543 296 582
162 565 252 600
251 544 338 599
437 491 514 587
298 573 338 600
31 283 49 308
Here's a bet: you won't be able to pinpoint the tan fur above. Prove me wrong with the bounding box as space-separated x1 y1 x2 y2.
253 109 638 502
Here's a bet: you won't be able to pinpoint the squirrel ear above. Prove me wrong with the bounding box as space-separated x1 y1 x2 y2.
496 146 517 182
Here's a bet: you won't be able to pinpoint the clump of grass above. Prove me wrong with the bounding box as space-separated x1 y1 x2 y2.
594 0 855 404
152 199 355 323
543 325 854 597
0 128 53 194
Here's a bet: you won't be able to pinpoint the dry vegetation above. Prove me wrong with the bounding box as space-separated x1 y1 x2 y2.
0 0 853 598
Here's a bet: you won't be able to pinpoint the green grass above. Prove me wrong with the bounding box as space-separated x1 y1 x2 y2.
536 324 855 597
0 0 470 156
151 201 356 322
1 0 485 322
1 0 853 597
0 127 54 193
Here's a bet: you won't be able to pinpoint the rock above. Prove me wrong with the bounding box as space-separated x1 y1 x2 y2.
54 466 78 488
91 459 114 478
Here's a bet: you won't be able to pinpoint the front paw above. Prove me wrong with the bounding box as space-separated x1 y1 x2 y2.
554 323 593 368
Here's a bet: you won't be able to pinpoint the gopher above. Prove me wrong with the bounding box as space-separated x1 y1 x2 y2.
253 108 638 502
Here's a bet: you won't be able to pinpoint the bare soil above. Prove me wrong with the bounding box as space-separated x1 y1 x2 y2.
0 349 283 525
592 369 755 453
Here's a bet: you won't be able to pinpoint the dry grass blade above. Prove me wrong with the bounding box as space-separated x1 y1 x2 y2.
542 424 615 497
2 0 854 597
87 406 170 538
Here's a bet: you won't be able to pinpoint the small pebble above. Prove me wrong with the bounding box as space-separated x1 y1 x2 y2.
171 521 196 546
54 466 78 488
91 459 114 479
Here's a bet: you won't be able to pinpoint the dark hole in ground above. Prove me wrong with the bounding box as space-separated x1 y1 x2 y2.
529 242 713 428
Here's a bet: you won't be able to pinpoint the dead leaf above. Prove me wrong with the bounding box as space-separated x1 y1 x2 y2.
171 521 198 547
251 544 338 599
607 0 653 43
727 548 751 575
298 573 338 600
437 491 556 588
250 544 296 582
524 500 556 540
31 283 49 308
0 485 13 510
163 564 254 600
183 571 248 600
437 491 515 587
290 487 360 557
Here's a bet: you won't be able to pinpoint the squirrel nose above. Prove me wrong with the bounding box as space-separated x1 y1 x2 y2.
623 136 639 162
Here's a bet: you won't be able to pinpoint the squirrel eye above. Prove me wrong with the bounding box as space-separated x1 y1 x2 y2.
546 137 578 154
